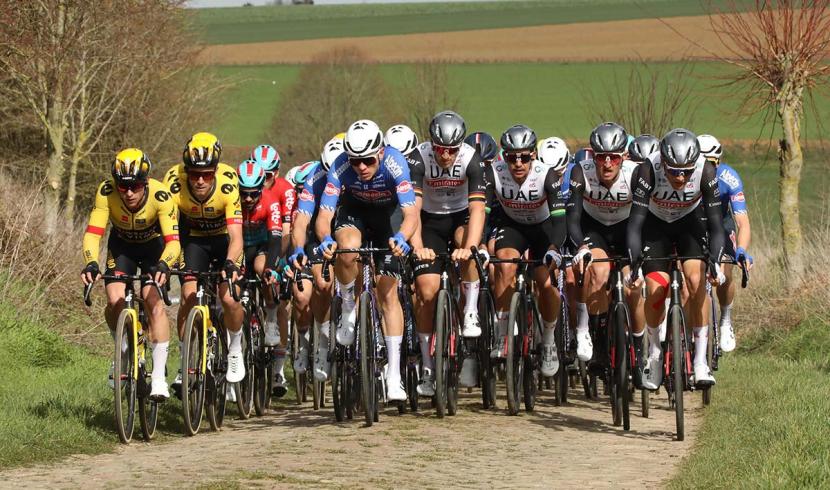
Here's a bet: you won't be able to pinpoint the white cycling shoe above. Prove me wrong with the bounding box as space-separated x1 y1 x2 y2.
336 302 357 346
541 343 559 377
461 312 482 338
149 379 169 402
459 358 478 387
294 345 309 374
313 346 330 381
226 350 245 383
576 330 593 362
720 320 736 352
694 363 716 387
641 355 663 390
226 385 237 402
264 319 280 347
417 368 435 397
387 380 407 401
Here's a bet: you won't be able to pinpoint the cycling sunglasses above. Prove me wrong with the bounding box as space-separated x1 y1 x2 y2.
116 182 146 193
504 152 533 164
264 171 276 180
595 152 624 166
349 155 379 167
186 170 216 182
666 167 695 177
240 189 262 199
433 143 461 155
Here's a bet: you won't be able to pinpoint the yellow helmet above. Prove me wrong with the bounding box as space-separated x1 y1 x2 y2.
333 132 346 141
183 132 222 169
112 148 151 184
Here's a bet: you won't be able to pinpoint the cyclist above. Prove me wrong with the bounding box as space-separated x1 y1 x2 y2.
315 119 418 402
628 134 660 164
289 137 345 381
166 132 246 390
465 131 500 255
698 134 753 352
483 125 566 377
566 123 645 380
627 129 726 389
537 137 571 177
407 111 487 394
81 148 180 401
385 124 419 157
250 144 296 395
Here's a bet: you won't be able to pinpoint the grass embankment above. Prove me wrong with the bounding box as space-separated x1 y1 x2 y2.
669 317 830 488
194 0 739 45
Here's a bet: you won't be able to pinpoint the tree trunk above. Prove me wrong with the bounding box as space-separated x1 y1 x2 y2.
44 102 66 235
777 97 804 284
64 151 80 223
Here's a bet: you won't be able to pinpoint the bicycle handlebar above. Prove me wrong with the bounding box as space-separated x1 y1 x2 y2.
82 274 171 307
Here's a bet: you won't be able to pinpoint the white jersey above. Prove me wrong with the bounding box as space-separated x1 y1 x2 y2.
491 159 551 225
579 159 637 226
647 153 706 223
413 141 479 214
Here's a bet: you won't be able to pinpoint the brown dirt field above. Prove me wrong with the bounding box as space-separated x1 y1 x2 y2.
0 386 701 489
199 14 742 65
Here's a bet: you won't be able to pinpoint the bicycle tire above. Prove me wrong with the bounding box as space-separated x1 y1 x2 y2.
331 345 345 422
252 306 268 416
505 292 523 416
614 304 630 431
181 308 206 436
669 304 685 441
138 344 158 441
206 325 228 431
237 318 254 419
359 292 375 426
434 290 450 418
523 300 541 413
478 290 497 409
312 326 324 411
641 388 650 418
447 298 460 416
113 310 137 443
554 300 567 406
407 361 419 412
703 322 714 406
579 360 592 399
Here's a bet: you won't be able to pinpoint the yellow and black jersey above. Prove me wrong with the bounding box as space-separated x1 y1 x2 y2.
164 163 242 237
82 178 180 267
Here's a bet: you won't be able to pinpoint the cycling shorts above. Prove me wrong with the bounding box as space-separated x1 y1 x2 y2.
641 210 708 275
179 235 243 283
105 234 164 287
721 214 737 262
243 242 268 278
582 213 628 256
413 209 469 277
333 204 401 277
493 216 558 261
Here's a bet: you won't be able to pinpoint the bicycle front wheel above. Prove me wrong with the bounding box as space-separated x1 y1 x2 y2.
206 325 228 431
613 304 630 431
478 290 497 409
505 292 523 416
669 304 685 441
138 342 158 441
237 318 254 419
434 290 450 418
554 298 568 406
358 292 376 426
113 310 137 443
181 308 206 436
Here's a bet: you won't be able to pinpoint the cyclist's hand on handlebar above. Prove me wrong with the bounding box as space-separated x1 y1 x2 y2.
709 262 726 286
318 235 337 260
414 247 435 262
476 247 490 267
573 247 592 276
735 247 754 270
389 232 411 257
222 259 241 283
289 246 307 271
81 262 100 286
152 261 170 288
451 247 472 262
543 249 562 270
625 267 643 289
263 268 279 285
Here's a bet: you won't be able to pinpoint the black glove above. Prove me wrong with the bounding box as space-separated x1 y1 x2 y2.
223 259 240 279
152 261 170 283
82 261 100 280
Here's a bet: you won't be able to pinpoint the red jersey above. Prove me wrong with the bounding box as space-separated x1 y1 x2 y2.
267 177 296 227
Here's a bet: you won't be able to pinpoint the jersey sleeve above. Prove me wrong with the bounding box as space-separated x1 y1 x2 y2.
82 181 113 265
297 174 318 217
721 165 748 215
409 153 426 198
155 186 181 268
390 153 416 208
319 162 343 212
702 162 725 263
223 176 243 227
281 181 296 224
466 153 486 203
627 163 654 265
566 164 587 249
544 168 567 248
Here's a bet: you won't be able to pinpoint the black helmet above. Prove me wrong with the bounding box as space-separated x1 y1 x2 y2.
500 125 537 152
589 122 628 153
464 131 498 162
429 110 466 146
628 134 660 163
660 128 700 169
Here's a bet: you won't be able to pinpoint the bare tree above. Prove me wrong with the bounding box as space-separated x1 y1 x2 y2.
401 62 460 139
585 58 700 137
710 1 830 280
267 47 395 163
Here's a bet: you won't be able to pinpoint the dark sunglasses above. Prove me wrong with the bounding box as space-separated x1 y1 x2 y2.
241 190 262 199
187 171 215 182
666 167 695 177
116 182 146 193
264 171 275 180
505 153 533 164
595 152 623 166
433 144 460 155
349 155 378 167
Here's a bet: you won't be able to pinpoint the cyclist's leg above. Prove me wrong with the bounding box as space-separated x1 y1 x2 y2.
640 220 671 390
677 217 713 384
332 211 363 345
213 236 245 383
530 224 561 376
310 254 334 380
717 216 738 351
103 239 134 387
291 263 313 373
137 239 171 397
492 223 526 357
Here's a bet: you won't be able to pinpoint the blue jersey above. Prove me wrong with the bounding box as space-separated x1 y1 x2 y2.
716 162 747 216
296 162 326 219
319 146 416 212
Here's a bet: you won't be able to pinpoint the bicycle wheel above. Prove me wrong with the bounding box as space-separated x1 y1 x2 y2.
311 326 323 410
358 292 376 426
523 300 541 413
478 290 497 409
434 290 450 418
579 360 592 399
181 308 206 436
331 344 345 422
447 302 460 416
113 310 137 443
668 304 685 441
406 360 419 412
505 292 523 416
613 304 630 431
237 318 254 419
554 299 568 406
138 344 158 441
702 322 714 406
253 311 268 416
206 325 228 431
292 321 307 405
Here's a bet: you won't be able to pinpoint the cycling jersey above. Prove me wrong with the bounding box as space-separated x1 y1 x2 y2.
296 162 326 220
568 159 637 226
319 146 416 212
485 159 565 225
82 178 180 268
242 192 282 245
716 162 748 216
408 141 486 214
165 163 242 237
643 156 707 223
265 176 296 228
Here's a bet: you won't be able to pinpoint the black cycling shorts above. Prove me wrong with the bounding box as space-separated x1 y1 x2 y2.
413 210 469 277
582 213 628 256
721 213 737 262
243 241 268 277
642 210 708 275
105 235 164 287
179 235 242 283
493 216 558 261
333 203 401 277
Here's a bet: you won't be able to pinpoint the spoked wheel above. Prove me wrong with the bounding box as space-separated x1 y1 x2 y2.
579 360 592 399
397 341 410 415
358 292 377 427
138 345 158 441
702 322 715 406
433 290 451 418
292 321 307 405
181 308 206 436
331 346 346 422
114 310 137 443
505 292 523 416
554 303 568 406
447 325 460 416
613 305 630 431
253 312 270 416
237 320 254 419
406 361 419 412
523 302 541 413
668 305 686 441
478 291 497 409
311 326 324 411
206 325 228 431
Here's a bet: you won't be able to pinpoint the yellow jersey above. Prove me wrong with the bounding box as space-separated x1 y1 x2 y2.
82 178 181 267
164 163 242 237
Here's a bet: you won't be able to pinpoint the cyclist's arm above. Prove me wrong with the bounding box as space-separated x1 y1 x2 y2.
727 168 751 251
566 163 587 249
409 155 425 248
735 212 751 251
292 179 317 251
391 156 418 241
157 191 181 268
545 167 566 250
626 163 653 265
225 185 244 264
81 181 112 266
702 162 725 263
316 166 342 241
280 183 296 255
464 154 487 249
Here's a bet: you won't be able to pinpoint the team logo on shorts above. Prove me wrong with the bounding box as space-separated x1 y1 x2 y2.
324 183 339 196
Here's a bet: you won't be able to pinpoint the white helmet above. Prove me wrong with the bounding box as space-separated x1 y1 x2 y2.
384 124 419 155
344 119 384 158
320 137 345 171
697 134 722 163
284 166 300 186
538 137 571 172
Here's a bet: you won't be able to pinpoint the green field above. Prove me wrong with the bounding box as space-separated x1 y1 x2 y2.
194 0 742 45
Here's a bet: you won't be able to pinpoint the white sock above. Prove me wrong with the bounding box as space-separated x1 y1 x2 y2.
720 303 733 324
647 325 661 358
462 281 480 315
274 352 286 374
542 321 556 345
385 335 403 384
299 326 311 350
266 306 278 325
576 302 589 333
632 329 645 338
151 341 169 382
693 326 708 366
229 329 242 352
418 333 434 370
318 320 330 345
339 280 356 307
